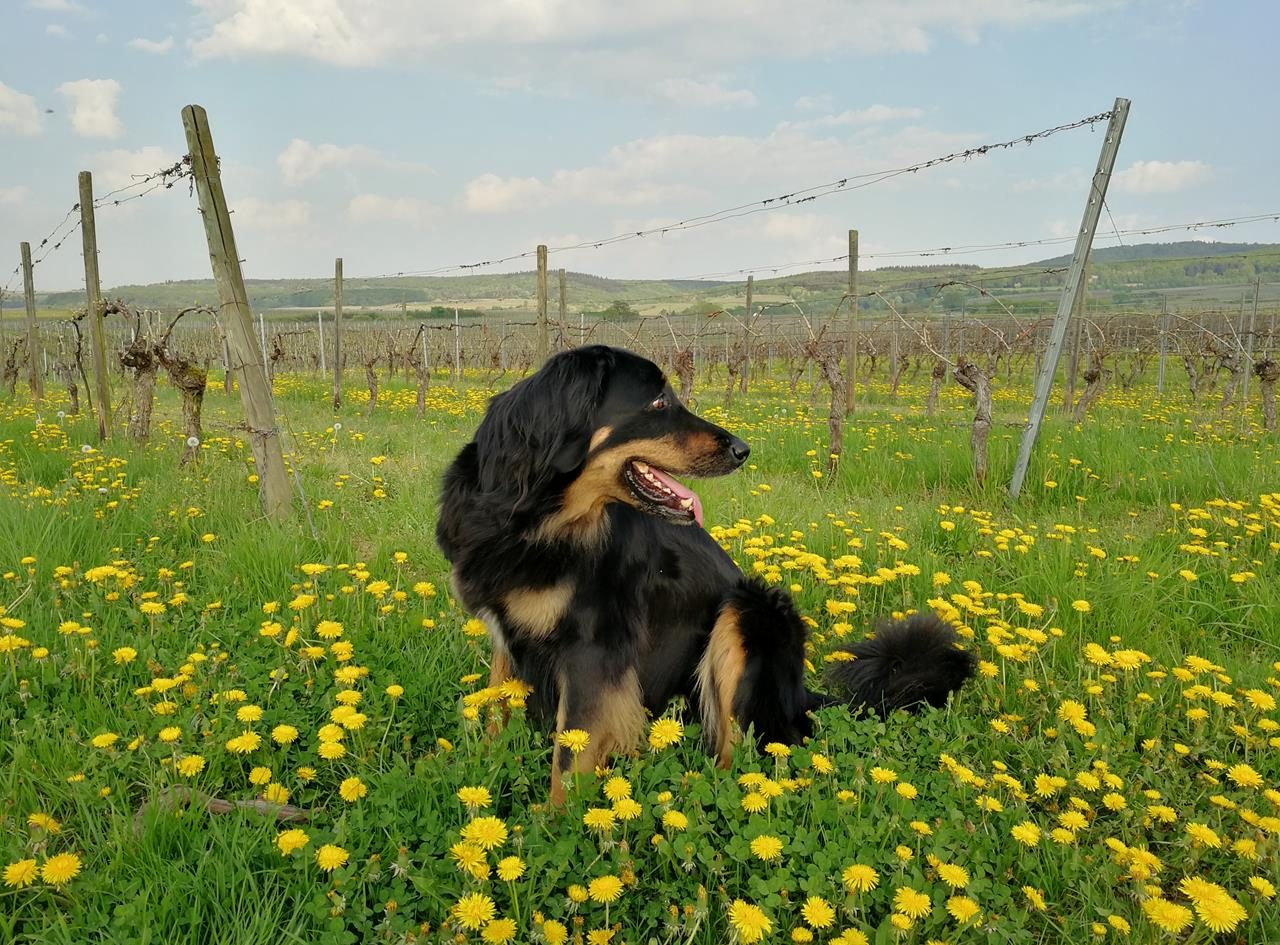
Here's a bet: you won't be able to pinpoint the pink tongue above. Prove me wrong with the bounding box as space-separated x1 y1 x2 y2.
648 467 704 527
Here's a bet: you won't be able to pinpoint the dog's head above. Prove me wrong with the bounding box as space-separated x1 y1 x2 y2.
474 345 749 531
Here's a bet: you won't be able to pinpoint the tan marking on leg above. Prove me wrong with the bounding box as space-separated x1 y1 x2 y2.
695 605 747 768
503 581 574 639
549 670 645 806
486 623 514 735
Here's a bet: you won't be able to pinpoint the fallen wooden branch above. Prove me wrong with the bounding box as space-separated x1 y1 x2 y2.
135 786 319 831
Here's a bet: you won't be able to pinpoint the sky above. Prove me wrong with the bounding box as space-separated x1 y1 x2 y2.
1 0 1277 295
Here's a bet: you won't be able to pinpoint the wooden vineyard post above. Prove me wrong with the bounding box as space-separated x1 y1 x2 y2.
333 257 343 409
1010 97 1129 499
79 172 111 439
536 245 549 365
743 274 753 389
1157 300 1168 396
558 268 567 352
181 104 292 520
20 242 44 401
316 311 326 374
1243 279 1259 402
845 229 858 414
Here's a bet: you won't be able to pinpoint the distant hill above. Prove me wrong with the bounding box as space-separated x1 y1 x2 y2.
1032 240 1279 266
15 239 1279 319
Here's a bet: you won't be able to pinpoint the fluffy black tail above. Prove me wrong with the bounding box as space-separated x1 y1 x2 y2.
824 613 975 718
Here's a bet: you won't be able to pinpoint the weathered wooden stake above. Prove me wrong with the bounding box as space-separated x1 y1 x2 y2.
558 268 567 352
20 242 44 401
536 245 549 364
332 257 343 409
316 311 326 373
1156 301 1168 396
743 274 754 390
79 172 111 439
181 104 291 519
1010 97 1129 499
1243 279 1259 402
845 229 858 414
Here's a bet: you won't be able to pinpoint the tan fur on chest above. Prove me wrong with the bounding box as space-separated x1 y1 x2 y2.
503 581 575 639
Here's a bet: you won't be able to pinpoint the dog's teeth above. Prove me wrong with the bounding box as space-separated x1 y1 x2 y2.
634 462 649 473
679 497 693 509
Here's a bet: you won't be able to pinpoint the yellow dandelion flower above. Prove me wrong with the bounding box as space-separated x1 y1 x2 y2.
648 718 684 750
276 829 310 855
40 853 81 886
451 893 497 931
728 899 772 944
557 729 590 754
496 856 526 881
801 897 835 929
588 874 623 903
4 859 38 889
892 887 931 920
339 776 368 802
315 844 349 873
462 816 508 851
750 835 784 862
946 896 980 924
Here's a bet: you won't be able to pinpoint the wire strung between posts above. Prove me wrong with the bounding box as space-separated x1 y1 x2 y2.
352 108 1115 280
1 158 193 295
662 212 1280 281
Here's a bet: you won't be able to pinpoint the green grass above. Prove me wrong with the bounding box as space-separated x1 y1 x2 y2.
0 362 1277 944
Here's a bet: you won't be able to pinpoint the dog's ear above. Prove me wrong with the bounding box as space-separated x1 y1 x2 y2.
475 346 615 509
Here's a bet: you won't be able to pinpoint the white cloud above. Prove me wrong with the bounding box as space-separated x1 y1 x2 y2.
656 77 756 108
0 82 43 136
781 104 925 131
128 36 175 54
230 197 313 230
88 146 181 190
347 194 435 226
0 186 28 206
27 0 87 12
189 0 1101 84
277 138 426 185
57 79 124 138
795 94 833 112
46 23 71 38
1011 168 1087 193
757 213 828 242
1112 159 1212 194
462 174 551 213
460 121 982 216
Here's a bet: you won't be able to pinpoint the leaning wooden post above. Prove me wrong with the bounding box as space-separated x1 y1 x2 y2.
536 245 549 364
79 172 111 439
1010 97 1129 499
20 242 45 401
181 104 292 519
844 229 858 414
332 257 343 409
743 274 754 389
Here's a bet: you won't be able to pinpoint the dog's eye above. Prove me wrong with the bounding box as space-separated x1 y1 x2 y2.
648 395 668 411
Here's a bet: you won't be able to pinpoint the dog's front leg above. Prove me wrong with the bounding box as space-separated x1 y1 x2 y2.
549 649 645 807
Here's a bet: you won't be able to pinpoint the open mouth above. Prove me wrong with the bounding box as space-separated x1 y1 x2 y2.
623 460 704 527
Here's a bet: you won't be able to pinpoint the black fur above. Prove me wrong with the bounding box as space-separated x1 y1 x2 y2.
436 345 973 789
824 614 978 717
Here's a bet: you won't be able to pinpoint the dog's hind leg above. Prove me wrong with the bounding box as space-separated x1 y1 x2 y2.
695 605 747 768
698 580 815 759
549 666 645 806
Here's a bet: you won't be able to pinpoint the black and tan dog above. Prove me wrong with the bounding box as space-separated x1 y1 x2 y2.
437 345 973 803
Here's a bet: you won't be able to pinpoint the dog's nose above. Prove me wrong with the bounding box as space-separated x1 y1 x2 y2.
727 436 750 464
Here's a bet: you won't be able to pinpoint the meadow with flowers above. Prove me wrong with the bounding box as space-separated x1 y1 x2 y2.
0 362 1277 945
